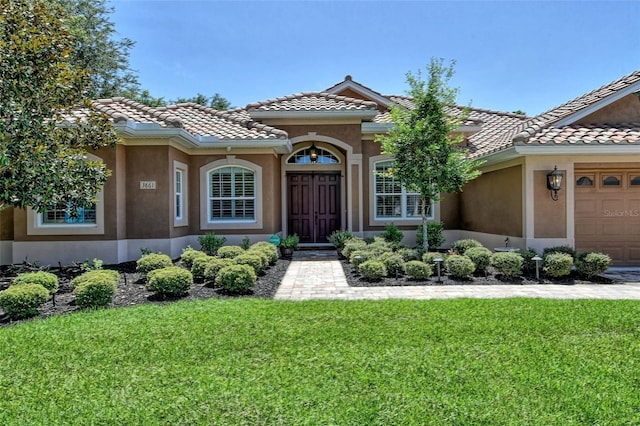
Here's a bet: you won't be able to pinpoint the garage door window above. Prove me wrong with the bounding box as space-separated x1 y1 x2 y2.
630 176 640 186
602 175 621 187
576 176 594 186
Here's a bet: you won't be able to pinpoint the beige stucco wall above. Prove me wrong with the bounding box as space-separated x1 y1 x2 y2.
533 169 567 238
459 165 523 237
578 94 640 124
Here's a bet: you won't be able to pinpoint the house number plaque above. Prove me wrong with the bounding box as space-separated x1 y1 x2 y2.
140 181 157 190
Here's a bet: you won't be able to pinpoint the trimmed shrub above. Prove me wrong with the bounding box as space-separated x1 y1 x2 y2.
342 238 367 258
542 245 577 261
241 236 251 250
234 253 265 274
491 252 523 278
397 248 421 262
465 247 493 274
180 248 207 269
70 269 120 290
450 239 483 255
521 248 540 276
575 252 611 278
349 250 376 267
416 221 445 250
544 253 573 278
376 252 405 276
422 251 447 267
381 222 404 245
136 253 173 274
249 245 279 265
217 245 245 259
446 254 475 279
147 267 193 296
73 276 118 308
191 255 215 278
366 239 392 256
217 264 257 293
203 258 235 283
247 249 269 269
358 260 387 281
328 229 354 250
198 232 227 256
0 284 49 318
12 271 59 294
404 261 432 280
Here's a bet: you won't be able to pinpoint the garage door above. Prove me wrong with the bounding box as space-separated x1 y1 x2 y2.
575 169 640 265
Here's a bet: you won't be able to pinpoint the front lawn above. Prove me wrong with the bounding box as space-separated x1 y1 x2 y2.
1 298 638 425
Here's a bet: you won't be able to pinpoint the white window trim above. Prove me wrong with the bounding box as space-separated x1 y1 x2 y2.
173 160 188 227
27 154 106 236
199 156 263 230
368 155 437 226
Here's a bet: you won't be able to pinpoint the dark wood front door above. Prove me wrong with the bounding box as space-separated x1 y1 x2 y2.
287 173 341 243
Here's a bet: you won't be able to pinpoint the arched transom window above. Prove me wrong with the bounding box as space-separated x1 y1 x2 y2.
287 146 339 164
208 166 255 221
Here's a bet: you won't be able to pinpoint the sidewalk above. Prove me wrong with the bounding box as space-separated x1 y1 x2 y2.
274 251 640 301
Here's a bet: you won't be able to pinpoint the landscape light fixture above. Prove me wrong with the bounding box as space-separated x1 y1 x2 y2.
547 166 563 201
309 143 318 164
434 257 443 283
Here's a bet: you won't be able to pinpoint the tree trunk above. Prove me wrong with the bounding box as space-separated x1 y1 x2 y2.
422 195 430 252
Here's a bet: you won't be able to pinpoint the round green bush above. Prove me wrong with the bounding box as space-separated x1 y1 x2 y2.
203 258 235 283
180 248 207 269
234 253 265 274
249 244 279 264
521 248 541 276
464 247 493 274
70 269 120 290
0 284 50 318
491 252 524 278
542 245 577 261
450 239 483 255
422 251 447 267
544 253 573 278
217 245 245 259
73 277 118 308
191 255 215 278
359 260 387 281
397 248 421 262
575 252 611 278
404 261 432 280
367 238 392 255
12 271 59 294
246 249 269 269
445 254 475 279
217 264 257 293
147 266 193 296
342 238 367 258
376 252 405 276
349 250 376 267
136 253 173 274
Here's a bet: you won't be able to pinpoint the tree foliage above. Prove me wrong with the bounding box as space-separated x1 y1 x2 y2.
376 58 484 250
0 0 118 212
55 0 138 99
172 92 232 110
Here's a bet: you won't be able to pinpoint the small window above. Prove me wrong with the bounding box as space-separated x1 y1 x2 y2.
42 204 97 225
208 166 256 221
602 176 621 186
175 169 183 221
576 176 594 186
374 160 425 219
630 176 640 186
287 147 339 164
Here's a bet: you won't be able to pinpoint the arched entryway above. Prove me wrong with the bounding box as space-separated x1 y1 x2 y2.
282 141 345 243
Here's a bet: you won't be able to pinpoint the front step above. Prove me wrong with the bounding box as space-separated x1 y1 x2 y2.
297 243 334 250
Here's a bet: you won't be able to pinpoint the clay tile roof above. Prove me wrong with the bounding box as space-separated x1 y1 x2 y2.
72 99 287 141
246 92 378 112
525 123 640 145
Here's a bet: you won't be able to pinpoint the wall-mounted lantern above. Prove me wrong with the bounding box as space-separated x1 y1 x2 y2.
309 143 318 164
547 166 563 201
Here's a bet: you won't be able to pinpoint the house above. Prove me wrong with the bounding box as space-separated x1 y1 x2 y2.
1 70 640 266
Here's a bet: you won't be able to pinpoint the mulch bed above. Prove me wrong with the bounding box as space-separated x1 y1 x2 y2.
0 258 290 328
340 258 616 287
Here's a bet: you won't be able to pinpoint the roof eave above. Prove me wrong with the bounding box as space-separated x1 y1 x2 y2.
515 143 640 155
325 80 392 107
248 110 379 120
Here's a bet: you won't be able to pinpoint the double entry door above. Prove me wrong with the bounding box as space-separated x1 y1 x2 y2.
287 173 341 244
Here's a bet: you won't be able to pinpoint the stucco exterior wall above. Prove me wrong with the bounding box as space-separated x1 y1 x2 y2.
533 169 567 238
459 165 523 237
271 124 363 153
0 207 13 240
578 94 640 124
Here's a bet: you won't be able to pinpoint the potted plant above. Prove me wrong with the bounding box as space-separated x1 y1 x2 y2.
279 234 299 259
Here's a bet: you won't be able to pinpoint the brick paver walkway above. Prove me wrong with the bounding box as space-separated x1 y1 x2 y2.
274 251 640 301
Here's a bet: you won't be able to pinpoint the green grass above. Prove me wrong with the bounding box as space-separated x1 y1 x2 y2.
1 299 639 425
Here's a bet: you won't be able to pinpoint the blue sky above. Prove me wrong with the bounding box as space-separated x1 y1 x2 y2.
110 1 640 116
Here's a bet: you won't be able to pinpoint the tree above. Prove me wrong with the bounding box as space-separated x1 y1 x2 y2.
376 59 484 251
0 0 119 213
172 92 232 110
55 0 138 99
121 88 167 107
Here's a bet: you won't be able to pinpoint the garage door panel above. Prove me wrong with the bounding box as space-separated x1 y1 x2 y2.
575 169 640 265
